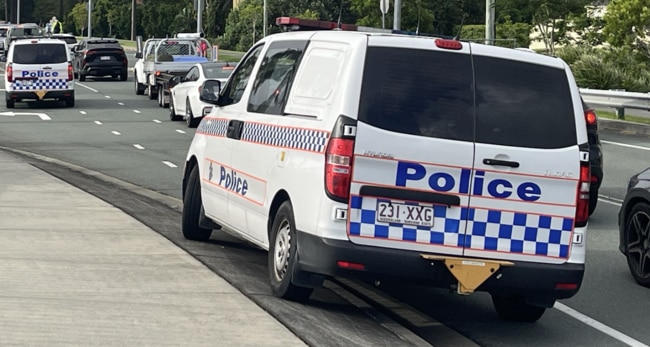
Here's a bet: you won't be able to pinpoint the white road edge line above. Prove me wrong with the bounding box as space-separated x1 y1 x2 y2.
555 303 649 347
175 129 186 134
602 140 650 151
162 161 177 168
76 82 99 93
133 144 145 150
111 131 121 136
94 121 102 125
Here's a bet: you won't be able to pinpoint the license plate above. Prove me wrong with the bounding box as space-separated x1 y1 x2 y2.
100 56 110 61
376 201 434 227
18 79 33 86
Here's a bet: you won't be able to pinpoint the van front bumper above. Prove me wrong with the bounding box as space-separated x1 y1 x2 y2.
296 230 584 300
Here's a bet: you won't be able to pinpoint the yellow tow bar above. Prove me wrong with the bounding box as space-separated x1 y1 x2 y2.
421 254 514 295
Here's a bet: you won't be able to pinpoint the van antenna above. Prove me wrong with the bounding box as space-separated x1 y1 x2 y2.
454 13 467 40
337 0 344 29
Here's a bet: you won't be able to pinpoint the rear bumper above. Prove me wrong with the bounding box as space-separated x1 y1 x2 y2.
81 64 126 76
6 90 74 101
296 230 584 299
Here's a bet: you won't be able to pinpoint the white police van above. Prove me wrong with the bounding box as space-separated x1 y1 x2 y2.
4 37 74 108
182 30 590 322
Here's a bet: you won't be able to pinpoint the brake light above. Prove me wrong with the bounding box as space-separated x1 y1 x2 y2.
337 261 365 270
155 71 161 76
574 161 590 227
435 38 462 50
6 63 12 82
585 108 598 127
325 138 355 201
67 63 73 81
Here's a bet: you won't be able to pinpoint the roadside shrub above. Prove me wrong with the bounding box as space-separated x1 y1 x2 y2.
556 45 596 65
571 54 625 90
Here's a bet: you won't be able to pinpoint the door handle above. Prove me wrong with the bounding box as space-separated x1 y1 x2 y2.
226 120 243 140
483 158 520 168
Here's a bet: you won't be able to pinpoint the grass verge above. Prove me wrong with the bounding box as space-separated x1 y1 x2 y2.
595 109 650 126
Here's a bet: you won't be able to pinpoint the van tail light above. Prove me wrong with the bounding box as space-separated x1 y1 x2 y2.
435 38 463 50
325 115 357 203
6 63 12 82
574 150 591 227
67 63 73 81
584 108 598 130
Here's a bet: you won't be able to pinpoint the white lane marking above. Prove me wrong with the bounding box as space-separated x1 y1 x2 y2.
105 95 111 99
0 88 5 91
153 119 162 124
175 129 186 134
111 131 121 136
600 199 622 207
94 121 103 125
76 82 99 93
118 102 125 106
0 111 51 120
133 110 141 114
555 303 649 347
80 111 87 115
133 144 145 150
602 140 650 151
162 161 177 168
38 113 51 120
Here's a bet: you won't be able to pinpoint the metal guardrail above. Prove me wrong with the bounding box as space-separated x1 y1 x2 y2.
580 88 650 119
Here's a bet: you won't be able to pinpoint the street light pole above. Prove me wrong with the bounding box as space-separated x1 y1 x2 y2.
131 0 135 40
393 0 401 30
17 0 20 24
485 0 495 45
87 0 92 38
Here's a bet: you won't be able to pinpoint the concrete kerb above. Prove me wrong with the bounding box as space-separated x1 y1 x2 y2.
599 118 650 137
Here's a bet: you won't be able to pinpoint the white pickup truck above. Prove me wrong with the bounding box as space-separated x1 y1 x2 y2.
133 36 211 107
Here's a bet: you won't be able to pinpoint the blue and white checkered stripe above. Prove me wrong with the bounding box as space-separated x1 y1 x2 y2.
197 118 228 137
12 79 69 90
241 123 328 153
349 195 464 248
348 195 573 258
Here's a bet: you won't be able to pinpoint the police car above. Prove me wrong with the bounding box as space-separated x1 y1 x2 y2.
181 29 590 323
4 37 74 108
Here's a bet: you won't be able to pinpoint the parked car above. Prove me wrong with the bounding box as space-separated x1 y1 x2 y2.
72 38 128 81
169 62 236 127
618 168 650 288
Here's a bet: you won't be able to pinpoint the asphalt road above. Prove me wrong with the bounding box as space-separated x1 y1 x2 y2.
0 76 649 347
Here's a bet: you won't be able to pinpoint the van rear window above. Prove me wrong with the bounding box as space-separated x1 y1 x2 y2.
474 55 577 149
358 47 474 142
13 44 67 64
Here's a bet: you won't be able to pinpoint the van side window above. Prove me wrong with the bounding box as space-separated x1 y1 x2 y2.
474 56 576 149
218 44 263 106
358 47 474 142
247 40 307 115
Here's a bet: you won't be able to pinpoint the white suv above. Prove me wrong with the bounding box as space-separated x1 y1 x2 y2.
4 37 74 108
182 30 590 322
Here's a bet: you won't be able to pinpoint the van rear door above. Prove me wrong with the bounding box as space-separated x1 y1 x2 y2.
348 37 475 256
466 47 583 264
11 42 69 93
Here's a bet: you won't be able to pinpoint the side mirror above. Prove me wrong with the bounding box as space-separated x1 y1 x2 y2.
135 52 142 59
199 80 222 105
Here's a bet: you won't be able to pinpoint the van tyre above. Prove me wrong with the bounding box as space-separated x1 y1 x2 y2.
135 75 145 95
491 294 546 322
181 165 213 241
186 99 200 128
6 97 14 109
169 98 181 121
65 95 75 107
589 188 598 216
268 201 314 302
624 202 650 287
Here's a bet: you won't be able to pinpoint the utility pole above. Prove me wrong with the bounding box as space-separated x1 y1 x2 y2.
87 0 92 38
131 0 135 40
485 0 495 45
393 0 401 30
196 0 203 34
262 0 267 37
16 0 20 24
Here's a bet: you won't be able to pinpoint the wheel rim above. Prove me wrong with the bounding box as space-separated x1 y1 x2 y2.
273 219 291 282
186 101 192 125
626 209 650 280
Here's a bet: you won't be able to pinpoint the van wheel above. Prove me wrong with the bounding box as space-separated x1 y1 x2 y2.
624 202 650 287
268 201 314 302
491 294 546 322
6 97 14 109
135 76 145 95
65 96 75 107
186 99 200 128
181 165 213 241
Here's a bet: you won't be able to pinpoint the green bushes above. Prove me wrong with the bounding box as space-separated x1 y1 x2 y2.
557 45 650 92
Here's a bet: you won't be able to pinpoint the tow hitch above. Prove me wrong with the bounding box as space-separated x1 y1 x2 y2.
421 254 514 294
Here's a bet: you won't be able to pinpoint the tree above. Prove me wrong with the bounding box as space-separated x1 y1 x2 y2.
603 0 650 54
205 0 233 38
525 0 590 55
140 0 190 37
